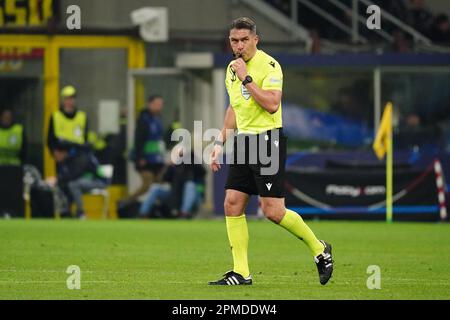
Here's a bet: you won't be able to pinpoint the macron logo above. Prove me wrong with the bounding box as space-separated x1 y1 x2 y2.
274 140 279 148
266 183 273 191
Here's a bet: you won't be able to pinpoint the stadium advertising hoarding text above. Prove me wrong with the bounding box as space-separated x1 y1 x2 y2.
0 0 56 28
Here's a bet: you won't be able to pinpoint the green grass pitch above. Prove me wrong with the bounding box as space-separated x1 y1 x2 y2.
0 219 449 300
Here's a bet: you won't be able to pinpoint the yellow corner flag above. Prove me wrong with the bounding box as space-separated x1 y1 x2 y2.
373 102 394 223
373 103 393 160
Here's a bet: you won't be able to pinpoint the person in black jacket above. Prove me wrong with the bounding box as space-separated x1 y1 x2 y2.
49 146 106 219
120 95 166 207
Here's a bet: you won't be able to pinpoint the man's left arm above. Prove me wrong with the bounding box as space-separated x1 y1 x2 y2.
245 83 281 114
232 58 282 114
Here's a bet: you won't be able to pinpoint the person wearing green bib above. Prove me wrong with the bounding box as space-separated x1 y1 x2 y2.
47 85 89 158
0 109 26 217
0 109 26 167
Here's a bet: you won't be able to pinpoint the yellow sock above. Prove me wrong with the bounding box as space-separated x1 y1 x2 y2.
279 209 325 257
226 215 250 277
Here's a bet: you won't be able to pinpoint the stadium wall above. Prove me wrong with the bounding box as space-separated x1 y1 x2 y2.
57 0 295 43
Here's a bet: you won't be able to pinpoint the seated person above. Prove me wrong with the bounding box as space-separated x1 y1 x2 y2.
48 146 107 219
139 151 206 219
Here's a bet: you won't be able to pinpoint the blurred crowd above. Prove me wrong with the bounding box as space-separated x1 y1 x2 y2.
267 0 450 51
0 87 206 219
116 95 206 220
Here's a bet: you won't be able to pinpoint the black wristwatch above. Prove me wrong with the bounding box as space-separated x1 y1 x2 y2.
214 140 224 147
242 75 253 86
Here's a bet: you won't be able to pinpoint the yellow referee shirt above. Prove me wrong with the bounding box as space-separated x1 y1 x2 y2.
225 50 283 134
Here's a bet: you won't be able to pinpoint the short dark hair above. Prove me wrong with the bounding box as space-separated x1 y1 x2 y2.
148 95 162 103
230 17 257 34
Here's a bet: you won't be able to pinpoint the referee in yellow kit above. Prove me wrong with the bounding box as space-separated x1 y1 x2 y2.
209 17 333 286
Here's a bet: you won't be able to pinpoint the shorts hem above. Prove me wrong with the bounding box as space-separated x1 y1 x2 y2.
224 186 257 196
258 193 285 199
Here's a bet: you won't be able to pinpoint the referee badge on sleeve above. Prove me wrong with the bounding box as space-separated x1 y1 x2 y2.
269 77 282 85
241 84 251 100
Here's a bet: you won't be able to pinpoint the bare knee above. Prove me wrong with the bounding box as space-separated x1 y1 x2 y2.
224 195 245 216
260 200 285 224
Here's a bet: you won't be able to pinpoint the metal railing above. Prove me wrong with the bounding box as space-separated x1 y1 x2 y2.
241 0 448 52
289 0 433 45
327 0 393 43
358 0 431 45
296 0 367 44
291 0 432 45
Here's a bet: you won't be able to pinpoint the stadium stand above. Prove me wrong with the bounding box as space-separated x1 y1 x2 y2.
0 0 448 221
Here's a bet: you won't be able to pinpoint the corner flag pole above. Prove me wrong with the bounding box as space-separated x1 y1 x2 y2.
373 102 393 223
386 111 393 224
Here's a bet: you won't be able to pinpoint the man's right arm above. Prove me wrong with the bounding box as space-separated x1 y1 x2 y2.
217 105 237 144
210 106 236 172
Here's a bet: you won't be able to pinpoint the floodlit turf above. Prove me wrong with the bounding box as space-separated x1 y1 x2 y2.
0 219 449 300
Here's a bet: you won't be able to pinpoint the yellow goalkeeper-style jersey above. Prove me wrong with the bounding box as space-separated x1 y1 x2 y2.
225 49 283 134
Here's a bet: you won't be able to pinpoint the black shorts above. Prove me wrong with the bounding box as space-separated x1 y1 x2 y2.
225 128 287 198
